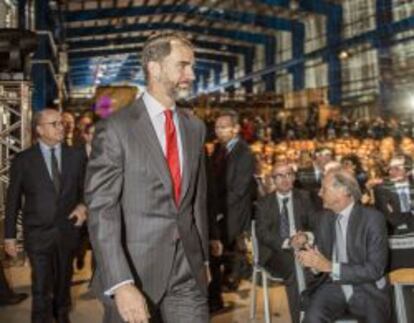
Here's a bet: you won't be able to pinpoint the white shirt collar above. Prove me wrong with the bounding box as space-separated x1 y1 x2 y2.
142 91 176 120
276 190 293 201
338 201 354 220
38 140 61 151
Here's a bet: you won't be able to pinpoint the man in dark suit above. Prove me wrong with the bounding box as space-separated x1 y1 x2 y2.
256 161 316 323
85 32 209 323
374 154 414 235
4 109 87 323
297 170 390 323
296 147 333 210
208 109 255 294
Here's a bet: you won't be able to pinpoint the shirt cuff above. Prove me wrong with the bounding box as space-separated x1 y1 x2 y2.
304 232 315 246
281 238 290 249
104 280 134 296
331 262 341 281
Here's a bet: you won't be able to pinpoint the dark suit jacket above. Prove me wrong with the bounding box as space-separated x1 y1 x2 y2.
374 180 414 234
305 204 390 309
85 98 208 302
207 139 255 245
255 189 316 278
5 144 87 252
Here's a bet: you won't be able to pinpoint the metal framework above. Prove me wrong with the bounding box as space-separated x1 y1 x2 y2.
0 81 32 222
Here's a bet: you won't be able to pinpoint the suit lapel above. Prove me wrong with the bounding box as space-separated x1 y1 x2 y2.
292 190 302 229
177 110 194 205
33 144 56 192
60 145 70 195
130 99 173 197
346 204 360 258
272 194 281 230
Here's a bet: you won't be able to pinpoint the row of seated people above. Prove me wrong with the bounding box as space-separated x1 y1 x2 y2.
253 153 414 323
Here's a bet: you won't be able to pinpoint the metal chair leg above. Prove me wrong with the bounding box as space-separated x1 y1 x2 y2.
262 270 271 323
250 267 259 320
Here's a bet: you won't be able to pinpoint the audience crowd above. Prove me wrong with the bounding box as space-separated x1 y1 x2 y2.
2 106 414 323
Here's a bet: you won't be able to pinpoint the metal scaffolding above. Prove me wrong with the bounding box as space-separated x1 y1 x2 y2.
0 81 32 230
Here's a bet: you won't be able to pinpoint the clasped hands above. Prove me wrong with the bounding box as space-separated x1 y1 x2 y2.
289 232 332 273
295 245 332 273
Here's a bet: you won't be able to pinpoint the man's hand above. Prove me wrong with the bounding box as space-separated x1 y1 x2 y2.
4 239 18 257
210 240 223 257
68 204 88 227
206 265 212 284
114 284 150 323
296 245 332 273
290 232 308 250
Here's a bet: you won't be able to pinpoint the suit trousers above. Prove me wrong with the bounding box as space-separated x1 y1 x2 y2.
27 234 76 323
103 240 209 323
265 254 301 323
303 282 390 323
0 259 13 298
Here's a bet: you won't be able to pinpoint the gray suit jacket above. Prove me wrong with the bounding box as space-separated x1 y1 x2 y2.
305 204 390 310
85 98 208 302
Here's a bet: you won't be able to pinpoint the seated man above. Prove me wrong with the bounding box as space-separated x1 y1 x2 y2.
256 161 316 323
374 154 414 235
297 170 391 323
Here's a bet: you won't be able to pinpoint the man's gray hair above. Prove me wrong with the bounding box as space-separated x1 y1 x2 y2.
329 169 362 201
31 110 47 138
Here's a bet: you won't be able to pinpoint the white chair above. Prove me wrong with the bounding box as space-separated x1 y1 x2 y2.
249 219 284 323
250 219 312 323
388 233 414 323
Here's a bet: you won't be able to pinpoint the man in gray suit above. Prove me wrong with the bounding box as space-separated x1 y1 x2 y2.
85 32 209 323
297 170 390 323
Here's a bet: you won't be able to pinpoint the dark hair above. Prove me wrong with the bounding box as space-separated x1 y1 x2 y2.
341 154 363 173
217 109 239 126
141 32 193 80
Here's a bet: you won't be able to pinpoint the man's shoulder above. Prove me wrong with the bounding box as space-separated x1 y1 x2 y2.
257 192 275 207
15 144 38 160
355 204 386 225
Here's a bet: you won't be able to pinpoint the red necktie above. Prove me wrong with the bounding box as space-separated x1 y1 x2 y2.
164 110 181 206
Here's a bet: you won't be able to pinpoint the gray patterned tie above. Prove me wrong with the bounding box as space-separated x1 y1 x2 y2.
335 214 353 301
50 148 61 193
279 197 290 240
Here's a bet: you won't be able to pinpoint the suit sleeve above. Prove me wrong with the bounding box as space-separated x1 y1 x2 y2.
193 122 209 261
85 119 134 291
255 197 284 252
77 147 87 204
339 210 388 284
5 154 24 239
227 147 255 207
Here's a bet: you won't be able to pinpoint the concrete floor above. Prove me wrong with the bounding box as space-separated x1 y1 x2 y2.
0 253 292 323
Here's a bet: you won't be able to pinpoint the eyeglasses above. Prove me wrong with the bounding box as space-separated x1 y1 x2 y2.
39 121 64 128
272 172 295 180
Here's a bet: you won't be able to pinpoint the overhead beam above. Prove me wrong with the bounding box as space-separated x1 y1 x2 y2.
64 4 300 32
67 36 254 56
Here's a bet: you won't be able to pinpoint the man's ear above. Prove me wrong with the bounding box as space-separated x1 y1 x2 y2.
233 124 241 135
36 125 42 138
148 61 161 81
